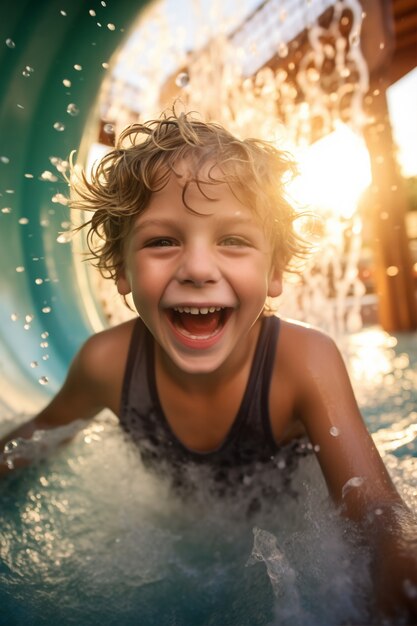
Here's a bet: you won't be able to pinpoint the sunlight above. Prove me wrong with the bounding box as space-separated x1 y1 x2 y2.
288 122 372 219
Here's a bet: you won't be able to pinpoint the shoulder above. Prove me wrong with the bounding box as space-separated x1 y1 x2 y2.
72 318 139 385
276 317 348 389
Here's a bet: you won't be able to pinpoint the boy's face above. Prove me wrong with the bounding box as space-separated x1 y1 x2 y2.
117 162 282 375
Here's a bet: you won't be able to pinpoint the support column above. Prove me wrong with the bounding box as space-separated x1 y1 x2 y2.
363 76 417 332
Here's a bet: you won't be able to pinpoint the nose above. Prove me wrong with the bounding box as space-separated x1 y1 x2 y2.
176 242 221 286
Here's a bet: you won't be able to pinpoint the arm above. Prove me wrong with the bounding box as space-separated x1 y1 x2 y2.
292 327 417 619
0 329 119 476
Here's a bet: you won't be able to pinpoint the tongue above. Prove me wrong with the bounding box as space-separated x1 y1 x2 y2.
178 311 221 336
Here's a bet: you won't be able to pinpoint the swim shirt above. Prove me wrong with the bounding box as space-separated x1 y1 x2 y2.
119 315 311 497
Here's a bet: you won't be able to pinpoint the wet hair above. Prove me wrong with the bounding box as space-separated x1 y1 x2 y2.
70 109 308 284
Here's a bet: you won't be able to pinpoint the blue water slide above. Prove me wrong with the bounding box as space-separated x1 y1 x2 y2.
0 0 146 416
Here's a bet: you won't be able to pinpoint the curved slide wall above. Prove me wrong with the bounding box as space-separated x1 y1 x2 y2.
0 0 146 417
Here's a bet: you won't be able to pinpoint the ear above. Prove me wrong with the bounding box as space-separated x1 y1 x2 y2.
116 269 131 296
267 267 282 298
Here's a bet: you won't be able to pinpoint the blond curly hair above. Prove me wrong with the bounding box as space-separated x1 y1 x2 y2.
71 110 307 283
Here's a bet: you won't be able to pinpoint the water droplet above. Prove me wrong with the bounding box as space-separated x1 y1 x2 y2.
38 376 49 385
5 39 16 49
175 72 189 88
277 42 288 58
41 331 49 338
35 278 43 285
107 23 115 31
4 439 18 453
25 314 33 323
16 266 25 273
66 103 79 116
74 64 82 71
53 122 65 132
89 9 96 16
97 22 102 27
1 156 10 164
1 207 11 214
52 193 68 205
41 307 52 314
103 123 114 134
40 170 58 181
56 232 71 243
101 1 106 6
22 65 34 77
313 444 320 452
63 78 71 88
30 361 38 368
60 10 67 16
349 32 360 46
329 426 340 437
102 62 109 69
42 354 49 361
374 507 383 516
11 313 18 321
18 217 29 225
40 341 49 348
342 476 364 498
23 324 31 330
24 173 34 178
386 266 399 277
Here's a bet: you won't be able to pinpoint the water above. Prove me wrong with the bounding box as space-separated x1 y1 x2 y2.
0 326 416 626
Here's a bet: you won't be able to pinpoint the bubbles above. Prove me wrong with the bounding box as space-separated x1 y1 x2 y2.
60 10 67 16
63 78 72 88
175 72 189 88
103 123 114 134
30 361 38 368
41 307 52 314
1 207 11 214
73 64 82 71
40 341 49 349
38 376 49 385
107 23 116 31
102 62 109 69
1 156 10 164
41 332 49 339
66 103 79 116
18 217 29 224
3 440 18 453
329 426 340 437
89 9 96 17
53 122 65 132
16 266 25 273
403 579 417 600
35 278 44 285
10 313 19 321
25 314 34 323
5 38 16 49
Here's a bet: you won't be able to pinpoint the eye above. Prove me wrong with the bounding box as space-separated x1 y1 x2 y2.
220 236 250 247
144 237 178 248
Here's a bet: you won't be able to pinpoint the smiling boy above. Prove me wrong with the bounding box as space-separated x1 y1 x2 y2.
1 111 417 620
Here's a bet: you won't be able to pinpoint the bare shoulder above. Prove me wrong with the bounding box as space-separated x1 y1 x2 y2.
75 318 137 384
278 318 343 372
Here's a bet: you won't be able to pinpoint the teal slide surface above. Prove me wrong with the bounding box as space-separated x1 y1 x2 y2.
0 0 146 415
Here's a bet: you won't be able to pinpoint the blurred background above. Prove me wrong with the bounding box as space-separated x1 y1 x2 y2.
0 0 416 415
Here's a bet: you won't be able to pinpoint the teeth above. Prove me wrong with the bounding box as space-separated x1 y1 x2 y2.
173 306 223 315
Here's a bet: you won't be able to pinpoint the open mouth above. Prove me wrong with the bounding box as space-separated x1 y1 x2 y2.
167 306 233 340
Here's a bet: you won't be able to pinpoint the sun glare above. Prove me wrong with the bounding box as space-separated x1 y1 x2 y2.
288 122 372 219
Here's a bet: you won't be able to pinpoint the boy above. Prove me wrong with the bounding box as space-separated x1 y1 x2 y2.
1 111 416 620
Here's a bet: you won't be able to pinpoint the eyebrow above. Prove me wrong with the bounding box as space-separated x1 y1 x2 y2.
132 214 255 233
